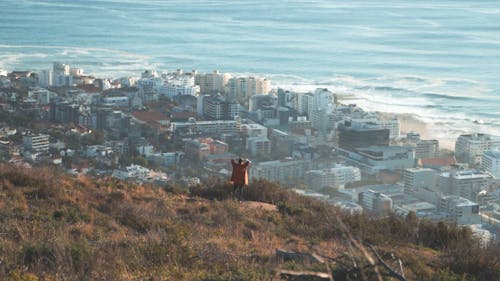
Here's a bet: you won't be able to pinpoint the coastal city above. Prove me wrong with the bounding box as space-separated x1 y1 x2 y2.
0 62 498 244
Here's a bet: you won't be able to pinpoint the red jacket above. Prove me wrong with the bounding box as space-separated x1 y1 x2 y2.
230 160 250 185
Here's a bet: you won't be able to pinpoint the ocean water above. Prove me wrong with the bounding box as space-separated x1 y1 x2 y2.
1 0 500 144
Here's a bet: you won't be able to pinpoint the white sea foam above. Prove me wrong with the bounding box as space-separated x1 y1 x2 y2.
471 7 500 15
0 44 154 78
0 45 151 60
270 73 500 144
415 18 441 27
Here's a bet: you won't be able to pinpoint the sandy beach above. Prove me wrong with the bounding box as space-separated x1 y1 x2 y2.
377 112 455 150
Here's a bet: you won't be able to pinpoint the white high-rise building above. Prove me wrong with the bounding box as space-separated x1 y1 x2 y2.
137 77 162 93
195 70 229 94
455 133 500 166
170 119 238 135
53 62 70 87
240 123 268 138
415 139 439 159
227 103 241 119
197 94 208 116
23 134 50 154
358 190 393 216
203 96 226 120
137 77 161 102
297 92 314 116
403 168 437 194
310 109 339 132
156 71 201 99
227 76 270 102
438 195 479 224
246 137 271 157
404 133 439 158
249 158 312 184
305 88 341 132
38 69 52 87
481 150 500 178
160 82 200 98
439 170 491 201
304 165 361 189
312 88 334 112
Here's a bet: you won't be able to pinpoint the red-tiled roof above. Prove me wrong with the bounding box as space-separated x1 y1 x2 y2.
77 84 100 93
171 111 199 120
132 111 169 123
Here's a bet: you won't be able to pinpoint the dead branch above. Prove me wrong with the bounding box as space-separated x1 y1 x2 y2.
368 245 408 281
277 269 332 281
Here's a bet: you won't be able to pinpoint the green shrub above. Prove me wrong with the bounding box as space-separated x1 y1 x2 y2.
52 210 64 221
52 207 90 223
163 182 187 194
21 242 56 269
277 202 304 216
189 181 233 200
69 242 92 272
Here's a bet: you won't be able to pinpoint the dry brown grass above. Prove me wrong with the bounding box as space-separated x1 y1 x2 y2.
0 164 497 281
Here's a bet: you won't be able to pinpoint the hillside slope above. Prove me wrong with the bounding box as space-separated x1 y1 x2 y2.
0 164 498 281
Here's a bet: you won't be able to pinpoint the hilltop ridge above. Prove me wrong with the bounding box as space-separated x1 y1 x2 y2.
0 163 498 281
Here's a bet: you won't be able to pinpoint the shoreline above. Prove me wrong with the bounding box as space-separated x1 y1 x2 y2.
376 112 455 150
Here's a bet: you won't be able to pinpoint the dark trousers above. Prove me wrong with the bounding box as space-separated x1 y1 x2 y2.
233 183 245 200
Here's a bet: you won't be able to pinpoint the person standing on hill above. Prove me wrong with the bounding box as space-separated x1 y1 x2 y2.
230 158 251 201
